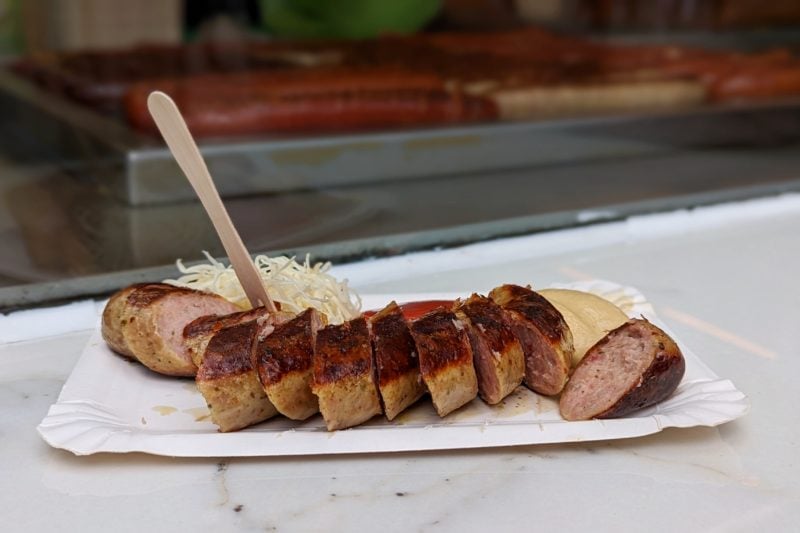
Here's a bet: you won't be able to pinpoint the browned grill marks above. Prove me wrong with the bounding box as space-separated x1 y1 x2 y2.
105 283 239 377
184 307 268 341
125 283 200 308
490 284 573 396
259 309 320 384
409 309 478 417
313 316 382 430
490 284 567 342
183 307 272 367
369 301 426 420
456 294 524 405
197 321 259 380
257 308 321 420
197 320 278 432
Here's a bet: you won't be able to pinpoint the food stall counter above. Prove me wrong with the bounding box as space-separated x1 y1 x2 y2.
2 193 798 531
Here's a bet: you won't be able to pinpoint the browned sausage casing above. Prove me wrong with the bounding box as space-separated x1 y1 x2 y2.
257 308 322 421
489 284 574 396
183 306 274 368
124 69 498 137
313 317 382 431
101 283 239 376
197 319 278 432
368 301 427 421
409 309 478 417
101 284 141 359
559 318 685 421
455 295 524 405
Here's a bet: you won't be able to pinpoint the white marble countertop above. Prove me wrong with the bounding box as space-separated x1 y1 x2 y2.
3 194 799 532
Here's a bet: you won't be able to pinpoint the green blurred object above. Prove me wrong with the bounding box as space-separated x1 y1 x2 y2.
260 0 442 39
0 0 21 56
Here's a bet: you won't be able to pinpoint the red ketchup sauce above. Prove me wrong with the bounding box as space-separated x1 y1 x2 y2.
362 300 454 320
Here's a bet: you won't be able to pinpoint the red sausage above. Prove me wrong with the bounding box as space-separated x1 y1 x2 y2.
124 69 497 136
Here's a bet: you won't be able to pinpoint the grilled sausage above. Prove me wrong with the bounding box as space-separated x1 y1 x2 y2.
409 309 478 417
124 70 497 137
368 301 426 420
257 308 322 421
711 65 800 102
313 317 382 430
559 318 685 421
104 283 239 376
196 319 278 432
101 284 142 359
183 307 275 367
129 90 498 137
489 284 574 396
455 295 524 405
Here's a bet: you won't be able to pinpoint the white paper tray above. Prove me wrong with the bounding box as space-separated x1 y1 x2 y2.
37 280 748 457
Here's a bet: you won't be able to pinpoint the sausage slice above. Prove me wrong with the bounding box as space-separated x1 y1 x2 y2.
257 308 322 421
313 317 382 430
103 283 239 376
409 309 478 417
455 294 525 405
184 307 277 367
489 284 574 396
196 319 278 432
559 319 686 421
369 301 426 421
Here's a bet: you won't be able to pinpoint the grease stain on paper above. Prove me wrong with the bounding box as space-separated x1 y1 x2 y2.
183 406 211 422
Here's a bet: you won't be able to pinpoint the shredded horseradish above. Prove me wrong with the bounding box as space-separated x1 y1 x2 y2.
163 251 361 324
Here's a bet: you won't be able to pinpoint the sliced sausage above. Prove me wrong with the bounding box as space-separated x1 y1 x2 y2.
112 283 239 376
489 284 574 396
124 69 497 137
559 318 685 421
312 317 382 430
368 301 426 421
409 309 478 417
196 320 278 432
183 306 281 367
455 294 525 405
257 308 322 421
